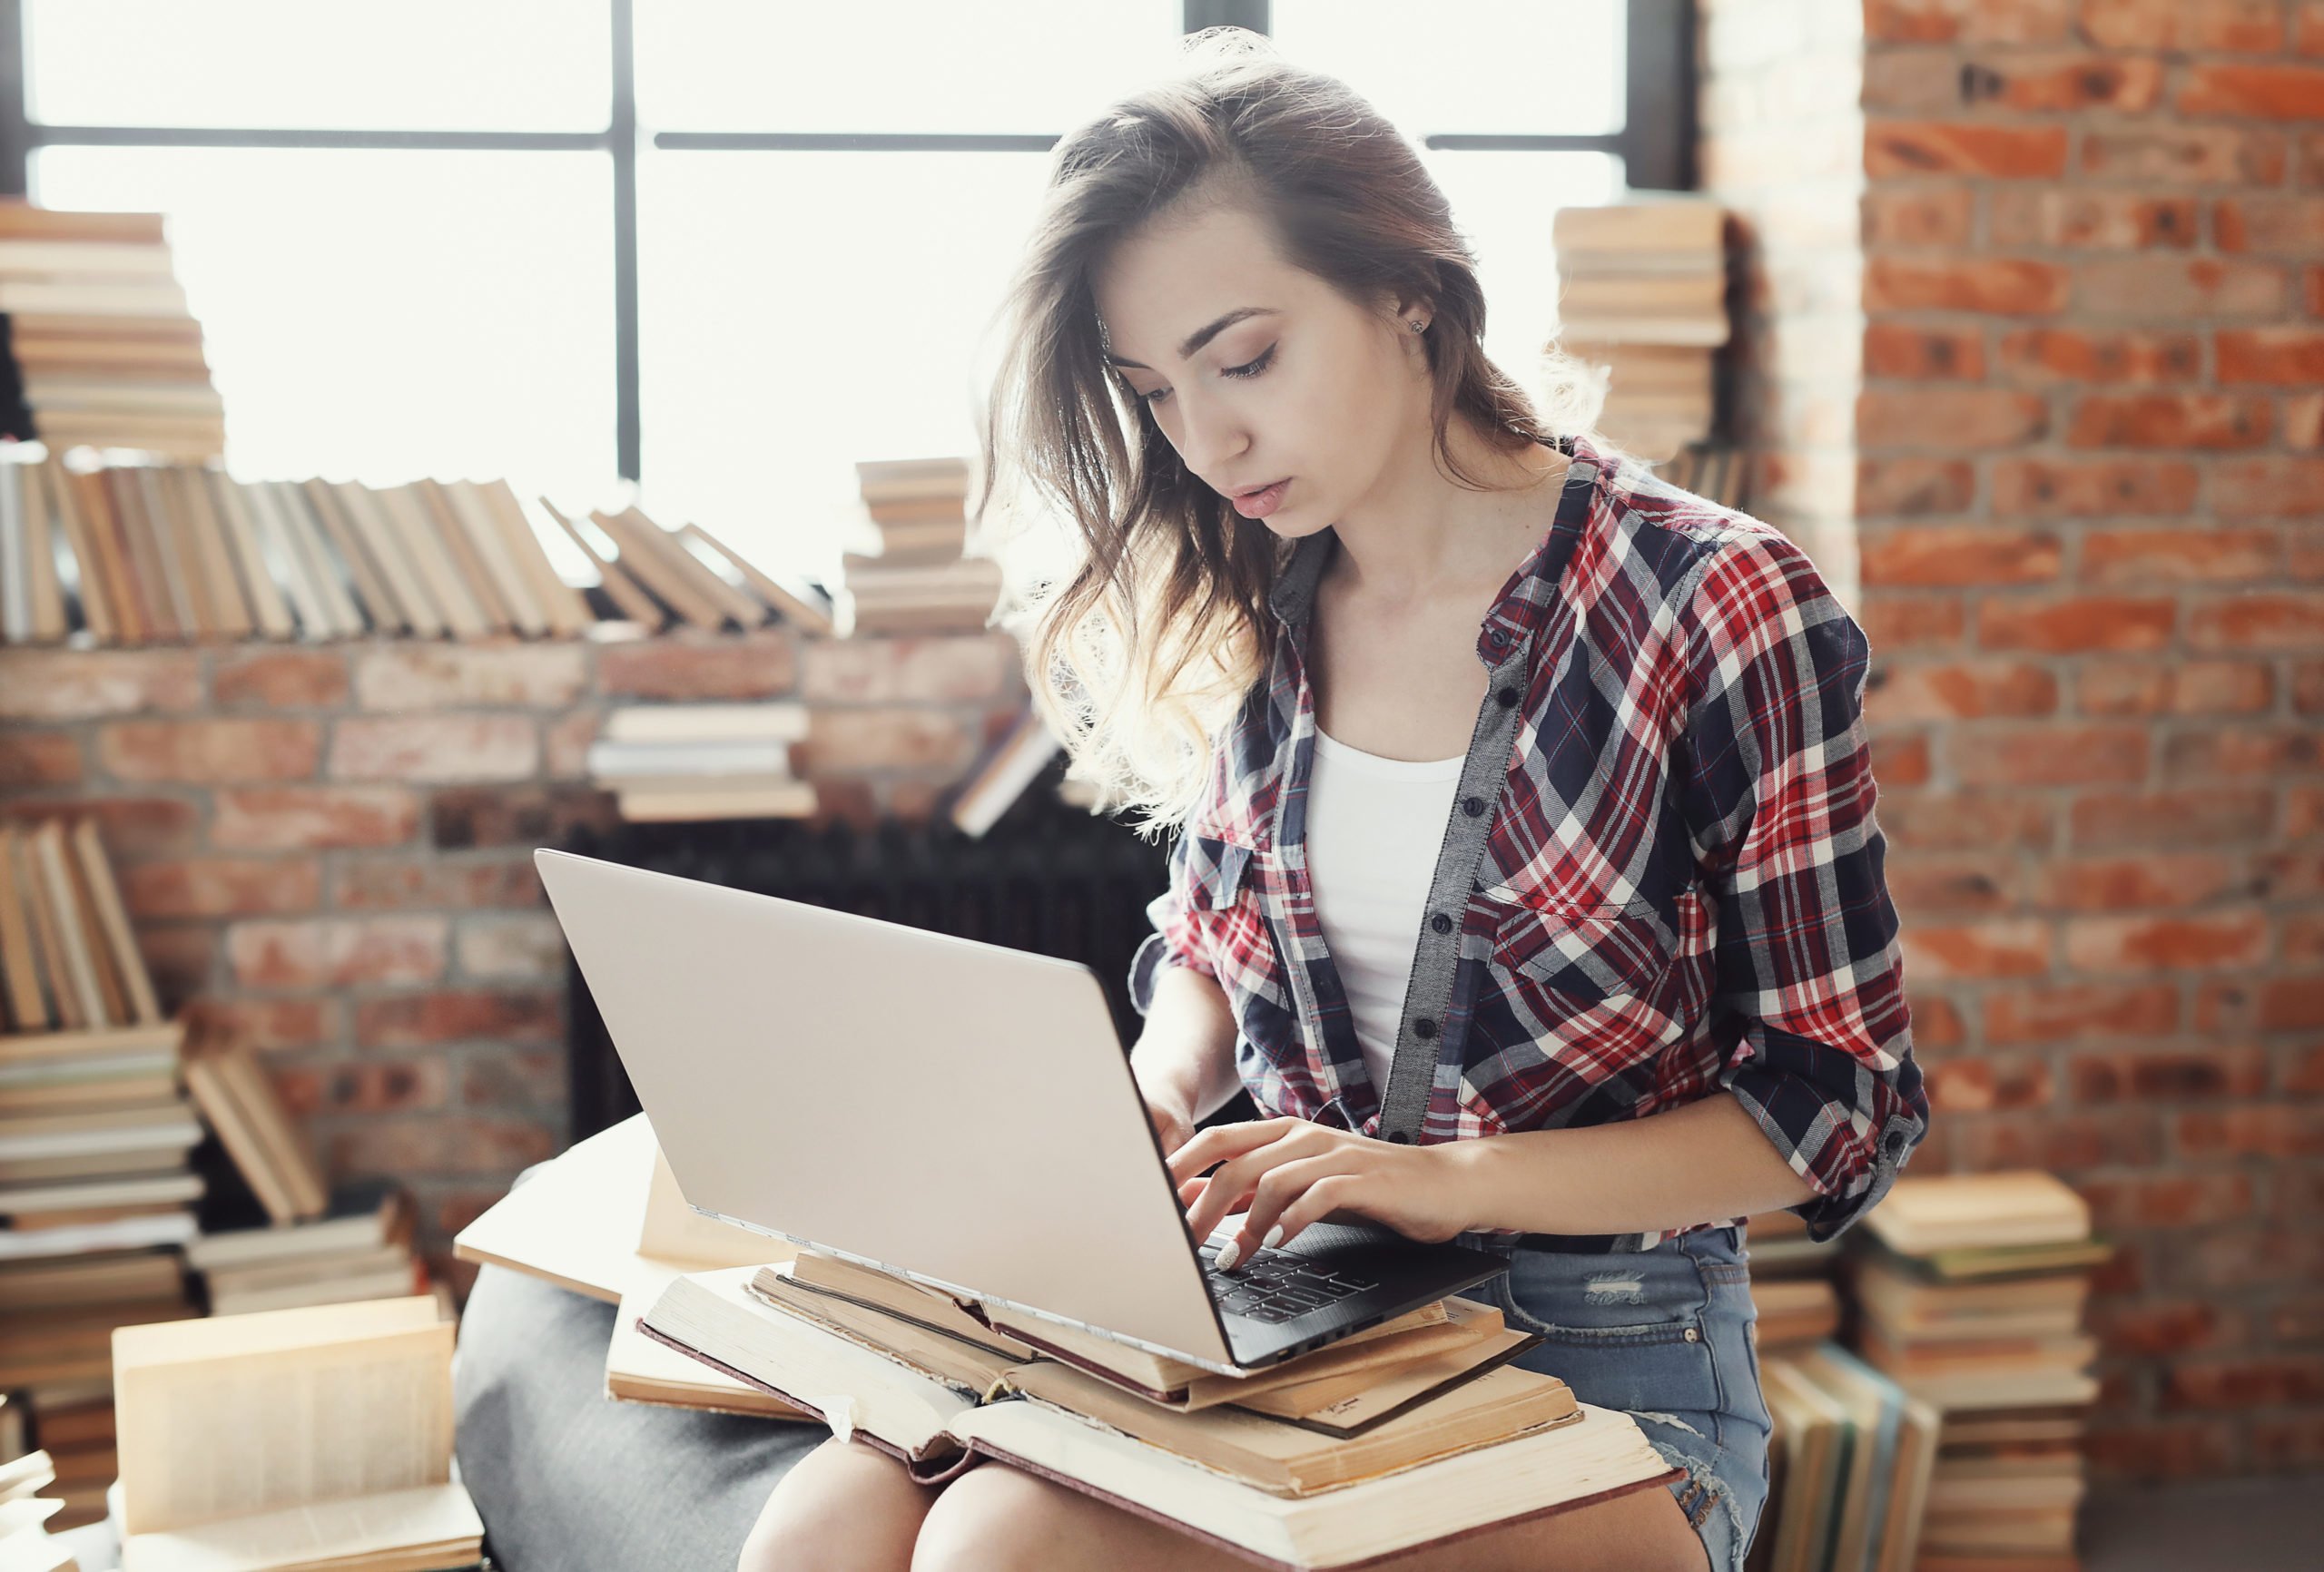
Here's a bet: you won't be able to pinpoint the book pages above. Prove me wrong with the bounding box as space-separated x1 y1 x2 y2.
118 1480 480 1572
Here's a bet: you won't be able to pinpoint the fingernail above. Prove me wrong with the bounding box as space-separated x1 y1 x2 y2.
1263 1224 1283 1250
1215 1238 1243 1272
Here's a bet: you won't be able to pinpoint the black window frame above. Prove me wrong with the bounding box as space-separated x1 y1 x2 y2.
0 0 1694 487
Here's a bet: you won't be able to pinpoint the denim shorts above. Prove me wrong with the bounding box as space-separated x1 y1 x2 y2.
1478 1224 1771 1572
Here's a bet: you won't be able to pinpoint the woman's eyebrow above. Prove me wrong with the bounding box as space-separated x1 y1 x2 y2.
1103 306 1282 370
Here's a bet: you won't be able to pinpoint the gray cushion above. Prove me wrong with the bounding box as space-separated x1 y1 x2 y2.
453 1262 823 1571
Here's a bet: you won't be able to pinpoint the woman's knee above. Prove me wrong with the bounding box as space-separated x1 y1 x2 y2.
738 1438 932 1572
910 1466 1076 1572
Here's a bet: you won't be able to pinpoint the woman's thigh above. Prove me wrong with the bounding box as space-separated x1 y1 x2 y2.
909 1459 1706 1572
739 1437 938 1572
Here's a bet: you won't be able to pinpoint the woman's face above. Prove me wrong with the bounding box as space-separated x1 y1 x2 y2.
1092 200 1429 540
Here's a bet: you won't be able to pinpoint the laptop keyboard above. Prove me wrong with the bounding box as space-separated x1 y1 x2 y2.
1197 1242 1376 1324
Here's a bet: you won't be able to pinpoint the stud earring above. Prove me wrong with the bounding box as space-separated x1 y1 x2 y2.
1409 318 1427 334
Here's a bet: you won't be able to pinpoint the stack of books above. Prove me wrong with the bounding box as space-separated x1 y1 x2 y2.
1847 1174 2106 1572
1744 1209 1843 1354
585 701 816 823
1753 1343 1940 1572
833 457 1003 637
183 1179 427 1320
1 1420 84 1572
1550 197 1728 462
112 1296 484 1571
0 201 222 462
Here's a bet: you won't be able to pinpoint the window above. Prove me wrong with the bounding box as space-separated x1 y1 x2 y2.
11 1 1687 577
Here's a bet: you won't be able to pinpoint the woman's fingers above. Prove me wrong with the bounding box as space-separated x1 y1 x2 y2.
1166 1117 1298 1186
1212 1155 1350 1269
1260 1172 1364 1253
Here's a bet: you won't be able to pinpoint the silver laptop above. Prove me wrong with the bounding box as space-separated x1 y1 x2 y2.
534 847 1504 1376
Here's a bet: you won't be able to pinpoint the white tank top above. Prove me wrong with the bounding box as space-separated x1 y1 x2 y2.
1305 726 1467 1100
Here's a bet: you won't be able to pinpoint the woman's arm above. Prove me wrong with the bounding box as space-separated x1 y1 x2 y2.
1171 1094 1817 1267
1128 964 1241 1154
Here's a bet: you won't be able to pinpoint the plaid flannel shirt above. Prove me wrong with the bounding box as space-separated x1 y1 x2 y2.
1128 434 1927 1251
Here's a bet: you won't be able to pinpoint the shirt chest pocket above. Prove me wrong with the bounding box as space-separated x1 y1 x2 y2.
1473 886 1677 1006
1184 832 1255 912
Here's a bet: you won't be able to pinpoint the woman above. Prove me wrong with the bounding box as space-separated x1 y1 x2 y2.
741 30 1925 1572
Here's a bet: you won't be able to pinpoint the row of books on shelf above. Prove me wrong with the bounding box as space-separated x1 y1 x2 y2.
0 201 225 464
1550 197 1729 463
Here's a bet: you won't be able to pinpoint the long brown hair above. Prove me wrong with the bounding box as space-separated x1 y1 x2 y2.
971 27 1604 836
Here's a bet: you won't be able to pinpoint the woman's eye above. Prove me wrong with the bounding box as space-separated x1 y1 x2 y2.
1136 345 1275 407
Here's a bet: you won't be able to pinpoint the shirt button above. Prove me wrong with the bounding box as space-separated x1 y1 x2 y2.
1387 1131 1413 1145
1495 686 1521 707
1487 628 1509 649
1429 912 1452 934
1413 1017 1437 1039
1461 795 1487 817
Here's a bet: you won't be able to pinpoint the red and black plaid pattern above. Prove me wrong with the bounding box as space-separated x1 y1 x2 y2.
1129 434 1927 1248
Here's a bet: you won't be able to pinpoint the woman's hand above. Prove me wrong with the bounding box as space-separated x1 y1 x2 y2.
1167 1117 1477 1270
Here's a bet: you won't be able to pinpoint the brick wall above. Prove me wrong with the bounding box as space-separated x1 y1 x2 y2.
0 629 1025 1292
1705 0 2324 1479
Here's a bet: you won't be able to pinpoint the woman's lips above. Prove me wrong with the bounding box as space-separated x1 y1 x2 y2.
1231 479 1290 519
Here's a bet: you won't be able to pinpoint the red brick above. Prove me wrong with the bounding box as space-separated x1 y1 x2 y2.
2256 849 2324 900
120 857 321 920
2065 912 2271 972
1960 53 2166 113
2292 785 2324 838
2213 456 2324 516
1903 920 2053 979
1925 1055 2053 1113
328 715 537 783
97 718 321 784
2071 786 2276 846
1863 322 1987 379
428 784 618 850
2178 1107 2324 1160
0 648 202 722
1989 457 2200 516
1884 852 2024 913
2082 125 2290 184
352 643 587 711
1991 189 2198 251
1856 458 1976 518
461 1046 566 1109
2303 1 2324 57
0 731 83 788
1866 0 2073 43
1858 388 2049 450
2080 0 2287 53
2085 1422 2239 1482
1860 592 1967 650
1867 659 2059 722
353 987 562 1049
2187 593 2324 651
1995 329 2201 385
2069 392 2273 450
2091 1299 2239 1360
453 913 565 982
2260 975 2324 1028
2074 258 2287 319
2083 1173 2257 1230
1980 595 2175 653
2309 263 2324 314
2285 909 2324 962
182 996 340 1054
1955 723 2149 786
1984 980 2181 1044
271 1056 450 1117
2301 661 2324 712
2084 527 2281 585
2215 194 2324 253
1868 731 1935 786
333 858 545 911
211 785 421 851
2290 389 2324 449
2218 327 2324 384
226 916 448 990
799 708 979 775
1858 526 2063 587
212 648 349 709
1861 187 1975 247
2077 660 2276 717
2180 64 2324 122
1879 789 2057 850
327 1116 559 1180
1862 256 2071 315
2163 725 2324 780
1866 121 2071 179
2071 1046 2269 1104
800 634 1016 704
2181 1224 2324 1288
596 630 796 700
2250 1417 2324 1469
1950 1105 2163 1169
2036 852 2246 909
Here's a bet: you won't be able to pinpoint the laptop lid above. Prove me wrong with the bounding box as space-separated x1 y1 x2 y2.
533 848 1236 1371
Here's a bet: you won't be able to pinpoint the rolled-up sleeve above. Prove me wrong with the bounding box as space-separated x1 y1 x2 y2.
1676 530 1928 1242
1127 830 1219 1018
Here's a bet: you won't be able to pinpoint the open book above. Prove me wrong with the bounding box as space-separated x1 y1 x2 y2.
642 1264 1676 1570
